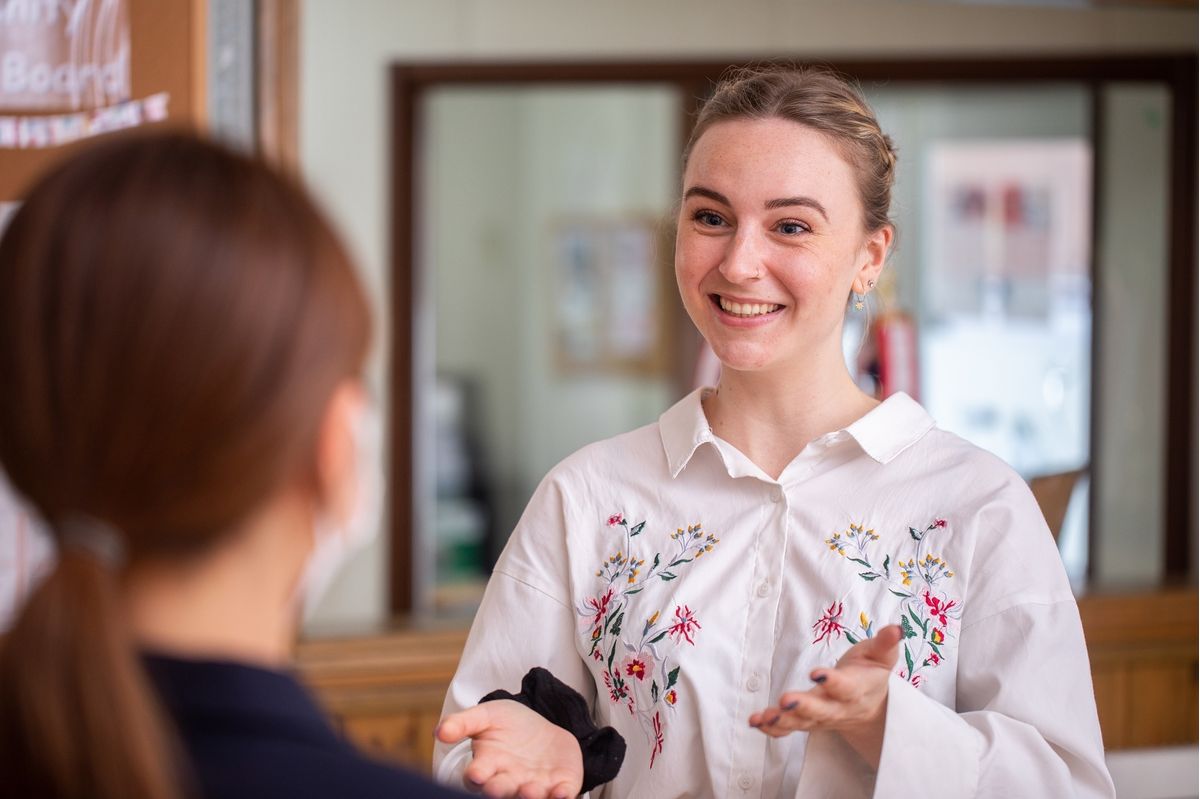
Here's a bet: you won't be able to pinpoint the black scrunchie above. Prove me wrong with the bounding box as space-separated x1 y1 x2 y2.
480 667 625 793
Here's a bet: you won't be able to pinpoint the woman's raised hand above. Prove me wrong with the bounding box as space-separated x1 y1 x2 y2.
436 699 584 799
747 624 902 769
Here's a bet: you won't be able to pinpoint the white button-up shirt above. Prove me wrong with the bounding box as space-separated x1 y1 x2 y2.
435 389 1114 798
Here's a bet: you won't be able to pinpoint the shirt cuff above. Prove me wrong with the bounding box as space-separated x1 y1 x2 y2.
874 673 984 798
434 739 472 787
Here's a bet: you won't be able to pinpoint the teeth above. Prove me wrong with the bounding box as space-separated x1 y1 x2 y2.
719 297 780 317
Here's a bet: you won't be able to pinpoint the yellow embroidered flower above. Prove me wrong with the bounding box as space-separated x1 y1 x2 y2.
859 611 870 629
647 611 660 625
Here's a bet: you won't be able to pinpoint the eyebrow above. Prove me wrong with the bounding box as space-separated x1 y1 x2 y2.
683 185 829 222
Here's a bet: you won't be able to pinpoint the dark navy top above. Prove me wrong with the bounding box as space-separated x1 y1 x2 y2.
143 653 465 799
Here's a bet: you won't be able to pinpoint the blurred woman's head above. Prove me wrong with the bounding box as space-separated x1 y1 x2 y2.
0 130 372 799
675 66 896 375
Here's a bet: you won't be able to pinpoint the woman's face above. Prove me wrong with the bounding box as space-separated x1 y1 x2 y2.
675 117 889 376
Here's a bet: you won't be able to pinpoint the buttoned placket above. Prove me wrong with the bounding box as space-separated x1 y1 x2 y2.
725 477 795 797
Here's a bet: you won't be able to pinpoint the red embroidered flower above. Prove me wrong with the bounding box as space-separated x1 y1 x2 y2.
592 648 603 661
649 712 665 768
926 652 941 666
607 513 624 527
811 601 846 645
934 518 948 528
585 587 614 631
668 605 702 645
664 689 678 706
603 670 629 704
624 657 649 681
910 674 924 687
931 627 945 645
923 590 958 626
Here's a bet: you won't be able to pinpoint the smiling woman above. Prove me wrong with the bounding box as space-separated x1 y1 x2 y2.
432 66 1114 799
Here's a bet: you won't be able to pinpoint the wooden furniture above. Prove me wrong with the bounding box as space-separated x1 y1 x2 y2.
295 625 470 771
1079 588 1198 749
296 588 1198 775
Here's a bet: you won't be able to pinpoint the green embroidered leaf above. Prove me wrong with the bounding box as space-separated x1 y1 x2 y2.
900 616 917 639
607 642 616 670
648 630 669 644
848 557 872 568
651 681 660 702
666 666 680 689
909 526 924 541
660 571 678 581
610 612 624 637
668 558 692 567
928 640 942 656
846 632 860 645
903 643 914 675
858 572 880 581
626 588 643 595
883 555 891 577
630 521 646 536
907 607 928 637
652 553 661 570
888 588 912 600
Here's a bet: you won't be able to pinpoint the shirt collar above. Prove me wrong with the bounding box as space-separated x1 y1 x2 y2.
658 387 935 478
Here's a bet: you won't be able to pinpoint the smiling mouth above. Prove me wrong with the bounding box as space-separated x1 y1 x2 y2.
712 294 784 318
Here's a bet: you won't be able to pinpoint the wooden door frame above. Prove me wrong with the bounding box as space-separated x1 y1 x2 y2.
388 54 1196 614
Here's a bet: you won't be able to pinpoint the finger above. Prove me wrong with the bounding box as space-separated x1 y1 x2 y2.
517 782 548 799
437 705 494 744
549 781 577 799
463 756 501 789
777 692 842 730
860 625 902 667
809 668 865 703
481 773 520 799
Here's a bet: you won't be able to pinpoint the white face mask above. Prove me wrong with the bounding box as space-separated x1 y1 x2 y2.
294 400 384 620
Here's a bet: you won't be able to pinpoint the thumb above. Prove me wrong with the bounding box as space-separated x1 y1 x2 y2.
435 704 495 744
862 624 903 667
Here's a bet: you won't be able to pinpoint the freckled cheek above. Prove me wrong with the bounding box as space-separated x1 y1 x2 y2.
675 236 723 294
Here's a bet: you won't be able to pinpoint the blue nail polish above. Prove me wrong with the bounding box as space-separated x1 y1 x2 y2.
813 674 828 684
783 701 799 710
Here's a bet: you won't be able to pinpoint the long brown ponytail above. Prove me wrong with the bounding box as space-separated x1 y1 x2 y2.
0 131 371 798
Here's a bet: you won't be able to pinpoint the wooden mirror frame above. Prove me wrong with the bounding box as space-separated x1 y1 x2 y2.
388 55 1196 614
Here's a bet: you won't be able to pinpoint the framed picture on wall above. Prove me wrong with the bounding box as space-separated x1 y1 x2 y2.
551 216 669 375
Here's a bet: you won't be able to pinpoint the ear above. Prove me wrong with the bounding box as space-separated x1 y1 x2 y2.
313 380 366 522
852 225 893 295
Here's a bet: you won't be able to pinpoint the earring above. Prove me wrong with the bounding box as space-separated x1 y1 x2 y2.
853 279 875 311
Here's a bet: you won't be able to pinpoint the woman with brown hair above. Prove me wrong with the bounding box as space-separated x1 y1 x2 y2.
434 66 1114 798
0 132 462 799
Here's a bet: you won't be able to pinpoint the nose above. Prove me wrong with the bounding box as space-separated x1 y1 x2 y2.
719 229 762 283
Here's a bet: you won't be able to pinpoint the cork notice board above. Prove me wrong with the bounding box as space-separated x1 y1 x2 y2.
0 0 206 204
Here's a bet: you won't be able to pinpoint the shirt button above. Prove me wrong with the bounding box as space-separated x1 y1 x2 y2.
746 673 762 692
738 774 754 790
755 581 770 598
770 487 783 503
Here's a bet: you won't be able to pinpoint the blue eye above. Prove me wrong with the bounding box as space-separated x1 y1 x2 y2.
776 220 809 236
693 210 726 228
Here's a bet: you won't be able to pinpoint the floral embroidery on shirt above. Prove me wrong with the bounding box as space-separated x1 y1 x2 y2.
822 517 961 687
578 515 719 768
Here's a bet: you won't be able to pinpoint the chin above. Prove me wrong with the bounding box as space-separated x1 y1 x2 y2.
706 341 774 373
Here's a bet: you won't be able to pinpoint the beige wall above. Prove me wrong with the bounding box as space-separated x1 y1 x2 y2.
298 0 1197 629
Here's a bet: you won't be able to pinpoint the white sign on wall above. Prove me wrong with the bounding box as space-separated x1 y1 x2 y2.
0 0 131 111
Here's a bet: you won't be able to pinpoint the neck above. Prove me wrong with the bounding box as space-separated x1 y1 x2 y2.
122 494 312 667
703 342 877 479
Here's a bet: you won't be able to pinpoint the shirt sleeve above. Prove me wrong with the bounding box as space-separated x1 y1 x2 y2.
432 474 596 788
797 463 1115 799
